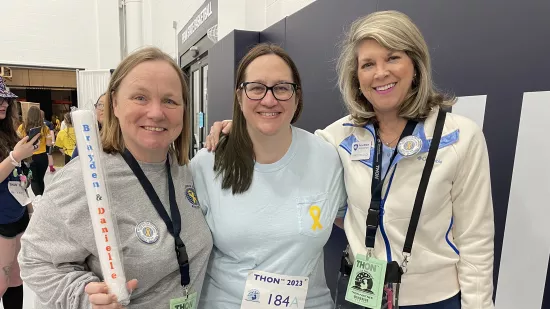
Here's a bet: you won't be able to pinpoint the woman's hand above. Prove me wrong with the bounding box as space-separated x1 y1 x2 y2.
11 134 41 162
205 120 233 151
85 279 138 309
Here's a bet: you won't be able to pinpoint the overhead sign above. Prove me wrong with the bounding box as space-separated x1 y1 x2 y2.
178 0 218 58
181 2 213 44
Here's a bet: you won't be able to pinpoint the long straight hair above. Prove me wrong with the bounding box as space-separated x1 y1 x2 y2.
0 98 19 160
23 106 45 132
213 43 303 194
64 112 73 127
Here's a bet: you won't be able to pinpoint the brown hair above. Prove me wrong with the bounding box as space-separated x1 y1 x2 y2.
0 98 19 160
24 106 45 132
214 43 303 194
101 47 190 165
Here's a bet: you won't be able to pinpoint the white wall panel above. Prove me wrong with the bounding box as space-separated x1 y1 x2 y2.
495 91 550 309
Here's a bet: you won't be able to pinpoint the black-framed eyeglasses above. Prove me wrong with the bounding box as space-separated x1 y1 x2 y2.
94 103 104 110
239 82 298 101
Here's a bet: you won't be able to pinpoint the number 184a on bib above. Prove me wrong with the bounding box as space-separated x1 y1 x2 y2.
240 270 309 309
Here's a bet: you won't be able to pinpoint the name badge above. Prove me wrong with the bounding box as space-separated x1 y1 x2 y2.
170 292 197 309
345 254 386 309
241 270 309 309
8 181 31 206
351 142 371 161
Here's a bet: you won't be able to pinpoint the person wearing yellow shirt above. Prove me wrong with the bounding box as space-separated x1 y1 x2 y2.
54 113 76 164
17 106 53 195
53 115 61 132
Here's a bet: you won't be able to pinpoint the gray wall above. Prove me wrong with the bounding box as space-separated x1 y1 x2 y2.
207 0 550 307
208 30 259 123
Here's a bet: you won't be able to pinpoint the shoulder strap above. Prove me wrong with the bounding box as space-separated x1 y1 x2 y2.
403 109 447 254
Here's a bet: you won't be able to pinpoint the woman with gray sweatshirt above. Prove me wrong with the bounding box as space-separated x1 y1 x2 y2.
17 47 213 309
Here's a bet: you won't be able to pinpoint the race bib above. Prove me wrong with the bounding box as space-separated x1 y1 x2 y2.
345 254 386 309
170 292 197 309
241 270 309 309
351 142 371 161
8 181 31 206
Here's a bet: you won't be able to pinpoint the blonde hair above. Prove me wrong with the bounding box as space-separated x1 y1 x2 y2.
337 10 454 125
101 46 190 165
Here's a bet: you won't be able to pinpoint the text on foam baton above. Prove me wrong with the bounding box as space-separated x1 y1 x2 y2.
82 124 119 280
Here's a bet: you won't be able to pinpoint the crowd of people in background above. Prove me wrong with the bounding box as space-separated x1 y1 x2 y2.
0 77 98 309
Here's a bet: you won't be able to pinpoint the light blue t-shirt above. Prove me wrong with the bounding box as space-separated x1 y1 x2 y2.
190 126 347 309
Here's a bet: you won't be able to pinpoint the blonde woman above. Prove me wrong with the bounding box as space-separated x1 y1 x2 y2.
18 47 213 309
208 10 494 309
55 113 77 164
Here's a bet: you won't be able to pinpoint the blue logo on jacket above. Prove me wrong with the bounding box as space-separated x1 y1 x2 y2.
339 122 458 169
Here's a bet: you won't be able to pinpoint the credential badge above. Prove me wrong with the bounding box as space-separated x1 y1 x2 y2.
397 136 422 157
135 221 159 244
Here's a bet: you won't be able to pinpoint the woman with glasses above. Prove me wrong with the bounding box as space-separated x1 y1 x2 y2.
71 94 106 159
189 43 347 308
0 77 41 309
94 93 106 129
207 11 494 309
84 43 346 309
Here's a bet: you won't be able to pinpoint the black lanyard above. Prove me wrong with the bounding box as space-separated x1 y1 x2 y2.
365 120 417 249
365 110 447 257
120 150 191 287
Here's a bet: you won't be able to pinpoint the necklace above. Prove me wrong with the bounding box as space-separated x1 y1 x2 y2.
378 133 399 147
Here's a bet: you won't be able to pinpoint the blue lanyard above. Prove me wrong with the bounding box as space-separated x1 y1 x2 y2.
365 120 416 249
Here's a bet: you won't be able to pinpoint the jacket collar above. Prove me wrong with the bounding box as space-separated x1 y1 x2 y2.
339 107 459 168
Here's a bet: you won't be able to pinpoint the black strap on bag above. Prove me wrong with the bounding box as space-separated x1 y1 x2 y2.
365 109 447 263
402 109 446 256
121 150 191 288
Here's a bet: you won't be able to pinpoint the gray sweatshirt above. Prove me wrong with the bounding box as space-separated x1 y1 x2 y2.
18 152 213 309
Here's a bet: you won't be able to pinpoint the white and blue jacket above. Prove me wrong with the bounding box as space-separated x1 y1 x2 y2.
316 107 495 308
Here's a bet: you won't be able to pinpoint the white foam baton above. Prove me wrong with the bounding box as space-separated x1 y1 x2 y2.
71 109 131 305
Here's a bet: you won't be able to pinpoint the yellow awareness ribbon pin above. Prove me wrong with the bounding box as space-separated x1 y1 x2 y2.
309 205 323 231
188 189 197 204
